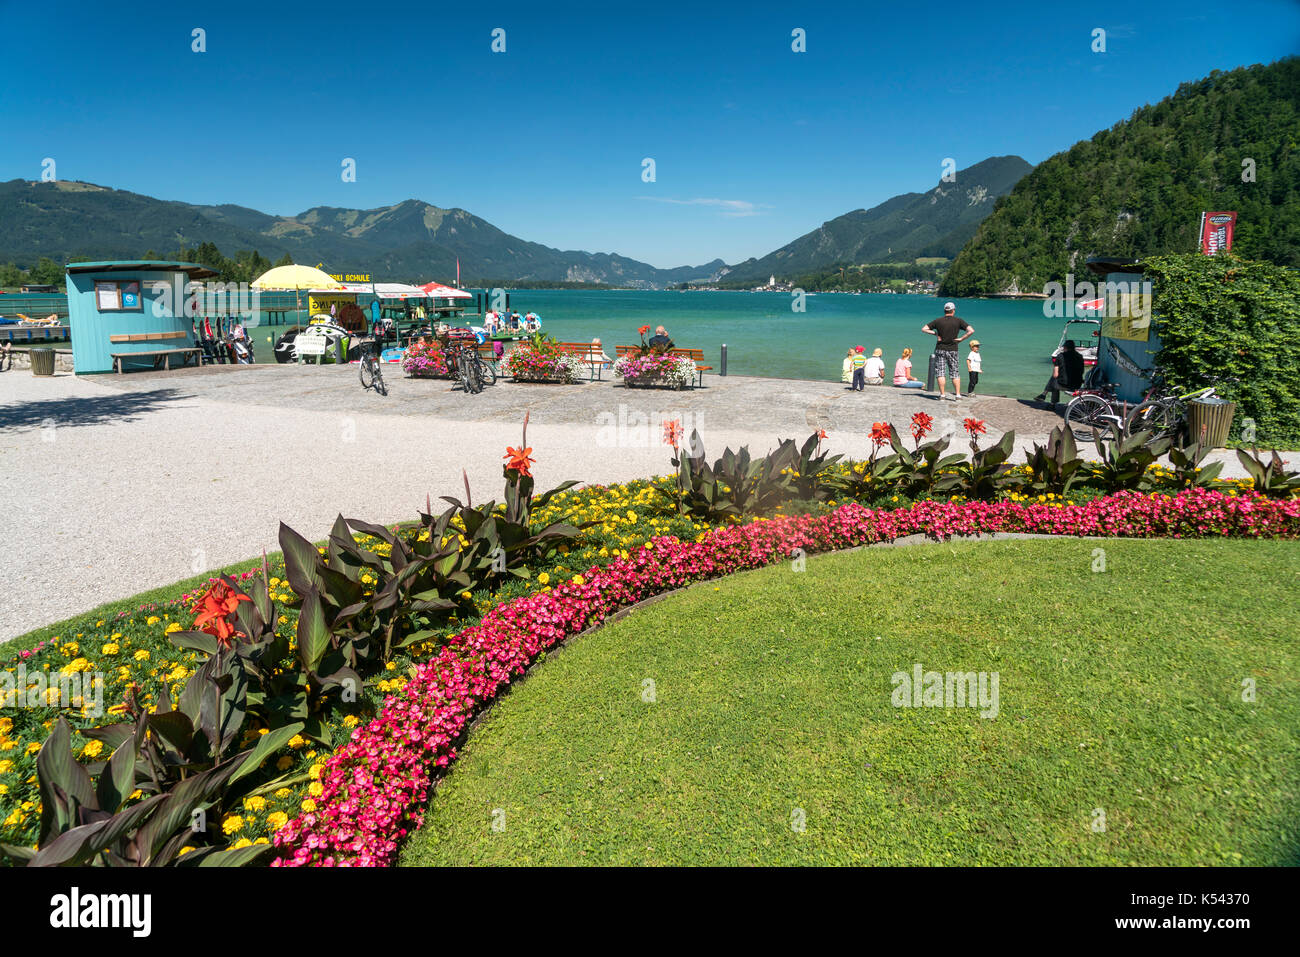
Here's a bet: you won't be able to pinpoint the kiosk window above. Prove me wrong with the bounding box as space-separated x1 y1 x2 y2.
95 280 143 312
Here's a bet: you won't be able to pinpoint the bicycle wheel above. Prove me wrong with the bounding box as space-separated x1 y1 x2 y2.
1064 394 1113 441
1126 399 1178 440
373 359 388 396
477 356 497 386
462 354 483 394
359 355 374 390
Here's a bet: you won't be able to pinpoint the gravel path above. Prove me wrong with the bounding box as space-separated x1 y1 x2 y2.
0 364 1285 642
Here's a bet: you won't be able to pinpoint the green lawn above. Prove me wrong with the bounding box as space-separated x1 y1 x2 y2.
401 538 1300 866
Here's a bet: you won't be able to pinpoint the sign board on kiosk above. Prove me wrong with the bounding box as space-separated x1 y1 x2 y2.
1086 257 1159 405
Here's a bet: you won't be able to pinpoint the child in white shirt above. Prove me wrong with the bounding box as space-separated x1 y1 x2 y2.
966 340 982 395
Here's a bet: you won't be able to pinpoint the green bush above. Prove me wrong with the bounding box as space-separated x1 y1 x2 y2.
1143 252 1300 447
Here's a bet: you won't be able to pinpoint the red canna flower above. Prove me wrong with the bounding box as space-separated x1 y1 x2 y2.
192 579 250 649
817 429 828 440
662 418 684 448
869 422 892 447
503 445 535 476
910 412 934 442
963 418 987 436
638 325 650 335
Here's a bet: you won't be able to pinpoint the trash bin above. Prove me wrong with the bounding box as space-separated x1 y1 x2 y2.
1188 397 1236 448
925 353 937 391
334 336 346 364
30 348 55 377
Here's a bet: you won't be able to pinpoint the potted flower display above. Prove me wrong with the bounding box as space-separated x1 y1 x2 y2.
499 334 586 383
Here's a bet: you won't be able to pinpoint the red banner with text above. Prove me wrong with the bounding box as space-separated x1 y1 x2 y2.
1199 211 1237 255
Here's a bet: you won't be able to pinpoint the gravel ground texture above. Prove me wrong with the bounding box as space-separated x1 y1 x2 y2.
0 363 1287 641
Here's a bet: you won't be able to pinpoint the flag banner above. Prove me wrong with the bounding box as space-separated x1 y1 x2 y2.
1200 211 1237 255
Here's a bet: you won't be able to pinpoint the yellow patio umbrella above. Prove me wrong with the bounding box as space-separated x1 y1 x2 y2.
251 264 346 324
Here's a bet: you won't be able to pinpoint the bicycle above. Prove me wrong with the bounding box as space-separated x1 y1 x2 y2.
1125 371 1232 443
357 338 388 396
1062 378 1125 441
443 338 491 394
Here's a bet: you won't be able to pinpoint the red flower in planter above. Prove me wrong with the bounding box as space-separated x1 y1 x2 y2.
504 445 535 477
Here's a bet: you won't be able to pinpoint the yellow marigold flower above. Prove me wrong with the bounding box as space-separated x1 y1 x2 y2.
308 781 324 797
276 756 293 771
133 650 150 661
274 787 292 799
231 838 253 849
221 814 244 835
165 622 183 634
177 845 197 856
342 715 359 728
101 643 120 656
0 718 11 735
0 759 12 774
146 616 161 626
572 574 585 586
267 811 289 830
26 742 41 755
537 572 549 585
308 763 324 780
301 799 316 813
80 740 104 759
287 734 306 749
243 796 267 812
254 837 270 845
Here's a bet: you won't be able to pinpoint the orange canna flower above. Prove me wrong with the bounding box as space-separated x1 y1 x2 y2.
662 418 684 447
192 580 250 650
638 325 650 335
962 418 987 436
504 445 535 476
869 422 892 447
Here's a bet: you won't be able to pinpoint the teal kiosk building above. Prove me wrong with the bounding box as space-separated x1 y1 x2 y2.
65 261 216 373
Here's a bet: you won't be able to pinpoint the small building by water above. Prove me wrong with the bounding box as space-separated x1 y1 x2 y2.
65 261 217 374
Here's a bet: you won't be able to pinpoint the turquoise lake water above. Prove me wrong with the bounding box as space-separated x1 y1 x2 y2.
487 290 1067 397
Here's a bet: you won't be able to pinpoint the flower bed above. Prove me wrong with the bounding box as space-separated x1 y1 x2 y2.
499 342 586 383
271 488 1300 866
401 341 449 378
614 353 696 389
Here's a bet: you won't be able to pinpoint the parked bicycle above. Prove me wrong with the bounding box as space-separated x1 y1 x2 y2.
442 337 494 394
357 338 388 396
1125 371 1234 443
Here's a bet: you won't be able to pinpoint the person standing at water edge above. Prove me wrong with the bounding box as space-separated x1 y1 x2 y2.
851 346 867 390
894 348 923 388
966 340 982 395
922 302 973 400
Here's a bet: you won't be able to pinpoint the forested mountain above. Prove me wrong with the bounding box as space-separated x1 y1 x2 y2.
722 156 1032 283
940 58 1300 296
0 181 725 286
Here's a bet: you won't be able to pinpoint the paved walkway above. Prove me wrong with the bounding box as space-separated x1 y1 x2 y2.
0 364 1285 641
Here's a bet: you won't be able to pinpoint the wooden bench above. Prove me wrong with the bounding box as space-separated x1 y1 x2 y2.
556 342 610 380
613 345 712 387
111 348 202 373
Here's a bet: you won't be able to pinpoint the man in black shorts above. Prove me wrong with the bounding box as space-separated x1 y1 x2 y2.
921 302 974 400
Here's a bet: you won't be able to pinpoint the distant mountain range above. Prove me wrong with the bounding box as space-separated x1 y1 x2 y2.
0 180 727 287
0 154 1029 288
719 156 1032 283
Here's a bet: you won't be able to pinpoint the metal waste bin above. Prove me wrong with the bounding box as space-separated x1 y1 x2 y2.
30 348 55 376
1188 397 1236 448
925 353 937 391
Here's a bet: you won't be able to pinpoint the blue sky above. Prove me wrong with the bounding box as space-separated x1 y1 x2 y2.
1 0 1297 268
